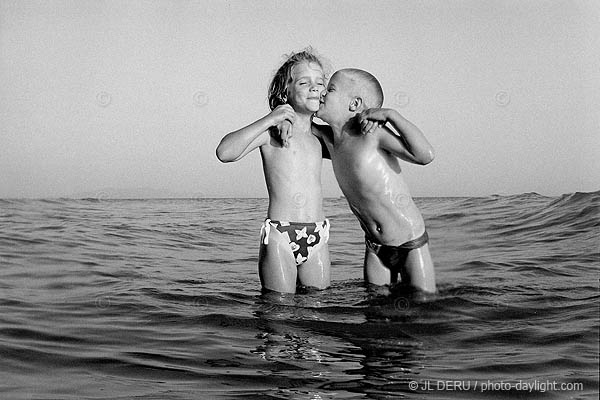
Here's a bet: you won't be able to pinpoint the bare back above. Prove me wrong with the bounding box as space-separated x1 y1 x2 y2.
260 126 325 222
329 128 426 245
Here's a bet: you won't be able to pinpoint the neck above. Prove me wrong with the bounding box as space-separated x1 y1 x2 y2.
332 114 360 140
292 112 314 133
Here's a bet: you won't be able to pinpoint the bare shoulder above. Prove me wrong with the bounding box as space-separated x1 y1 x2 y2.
374 124 399 142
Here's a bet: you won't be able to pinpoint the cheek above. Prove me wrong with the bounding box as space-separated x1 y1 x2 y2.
290 88 304 98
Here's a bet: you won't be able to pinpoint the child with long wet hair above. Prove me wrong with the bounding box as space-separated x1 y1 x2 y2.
268 50 326 110
216 48 332 294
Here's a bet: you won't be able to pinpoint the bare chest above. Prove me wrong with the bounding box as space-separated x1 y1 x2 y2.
267 132 323 166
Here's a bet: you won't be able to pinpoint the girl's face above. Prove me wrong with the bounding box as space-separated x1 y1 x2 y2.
285 61 325 114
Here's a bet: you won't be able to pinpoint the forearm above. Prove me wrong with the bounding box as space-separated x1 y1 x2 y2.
216 115 273 162
387 111 434 164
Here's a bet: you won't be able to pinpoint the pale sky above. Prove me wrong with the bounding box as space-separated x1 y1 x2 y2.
1 0 598 198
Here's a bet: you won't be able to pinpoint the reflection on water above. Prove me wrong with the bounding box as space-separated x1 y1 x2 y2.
251 286 433 399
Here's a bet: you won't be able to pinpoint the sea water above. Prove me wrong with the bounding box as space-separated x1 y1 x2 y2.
0 192 598 399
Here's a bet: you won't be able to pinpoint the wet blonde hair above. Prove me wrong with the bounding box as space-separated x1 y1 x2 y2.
268 48 325 111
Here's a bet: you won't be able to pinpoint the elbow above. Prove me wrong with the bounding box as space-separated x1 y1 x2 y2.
215 144 233 163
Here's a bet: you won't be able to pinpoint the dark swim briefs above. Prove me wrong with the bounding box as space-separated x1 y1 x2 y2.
365 231 429 269
261 219 330 265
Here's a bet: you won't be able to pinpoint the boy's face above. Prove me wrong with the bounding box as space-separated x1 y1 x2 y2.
316 71 352 124
286 61 325 113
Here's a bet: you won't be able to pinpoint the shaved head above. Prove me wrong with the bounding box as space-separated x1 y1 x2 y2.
338 68 384 109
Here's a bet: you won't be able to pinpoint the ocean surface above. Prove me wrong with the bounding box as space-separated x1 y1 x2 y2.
1 192 598 399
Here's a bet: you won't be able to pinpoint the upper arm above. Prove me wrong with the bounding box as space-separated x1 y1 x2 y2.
311 123 333 160
216 127 271 162
376 126 421 164
319 135 331 160
377 111 435 165
232 129 273 161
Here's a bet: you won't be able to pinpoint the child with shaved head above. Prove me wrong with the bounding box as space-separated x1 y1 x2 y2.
316 68 437 293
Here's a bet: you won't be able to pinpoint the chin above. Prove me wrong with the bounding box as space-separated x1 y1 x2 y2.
307 102 320 112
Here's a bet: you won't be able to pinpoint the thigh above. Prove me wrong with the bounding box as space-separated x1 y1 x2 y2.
297 242 330 289
402 244 437 293
364 246 393 285
258 227 297 293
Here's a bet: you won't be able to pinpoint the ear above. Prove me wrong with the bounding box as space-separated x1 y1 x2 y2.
349 97 363 112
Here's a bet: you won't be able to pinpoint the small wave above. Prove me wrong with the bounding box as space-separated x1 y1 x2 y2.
1 194 598 399
0 327 94 346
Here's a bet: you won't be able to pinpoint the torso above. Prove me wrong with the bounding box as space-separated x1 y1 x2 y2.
327 129 425 245
260 124 325 222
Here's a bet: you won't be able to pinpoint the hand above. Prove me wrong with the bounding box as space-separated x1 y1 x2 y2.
277 120 293 147
358 108 390 135
270 104 296 126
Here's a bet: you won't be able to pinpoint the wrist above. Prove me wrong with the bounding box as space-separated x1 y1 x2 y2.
386 108 399 120
264 113 278 127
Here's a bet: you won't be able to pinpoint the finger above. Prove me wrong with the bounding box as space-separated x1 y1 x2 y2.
366 121 376 134
360 121 369 135
360 121 369 133
280 128 288 147
279 121 289 133
283 125 292 147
